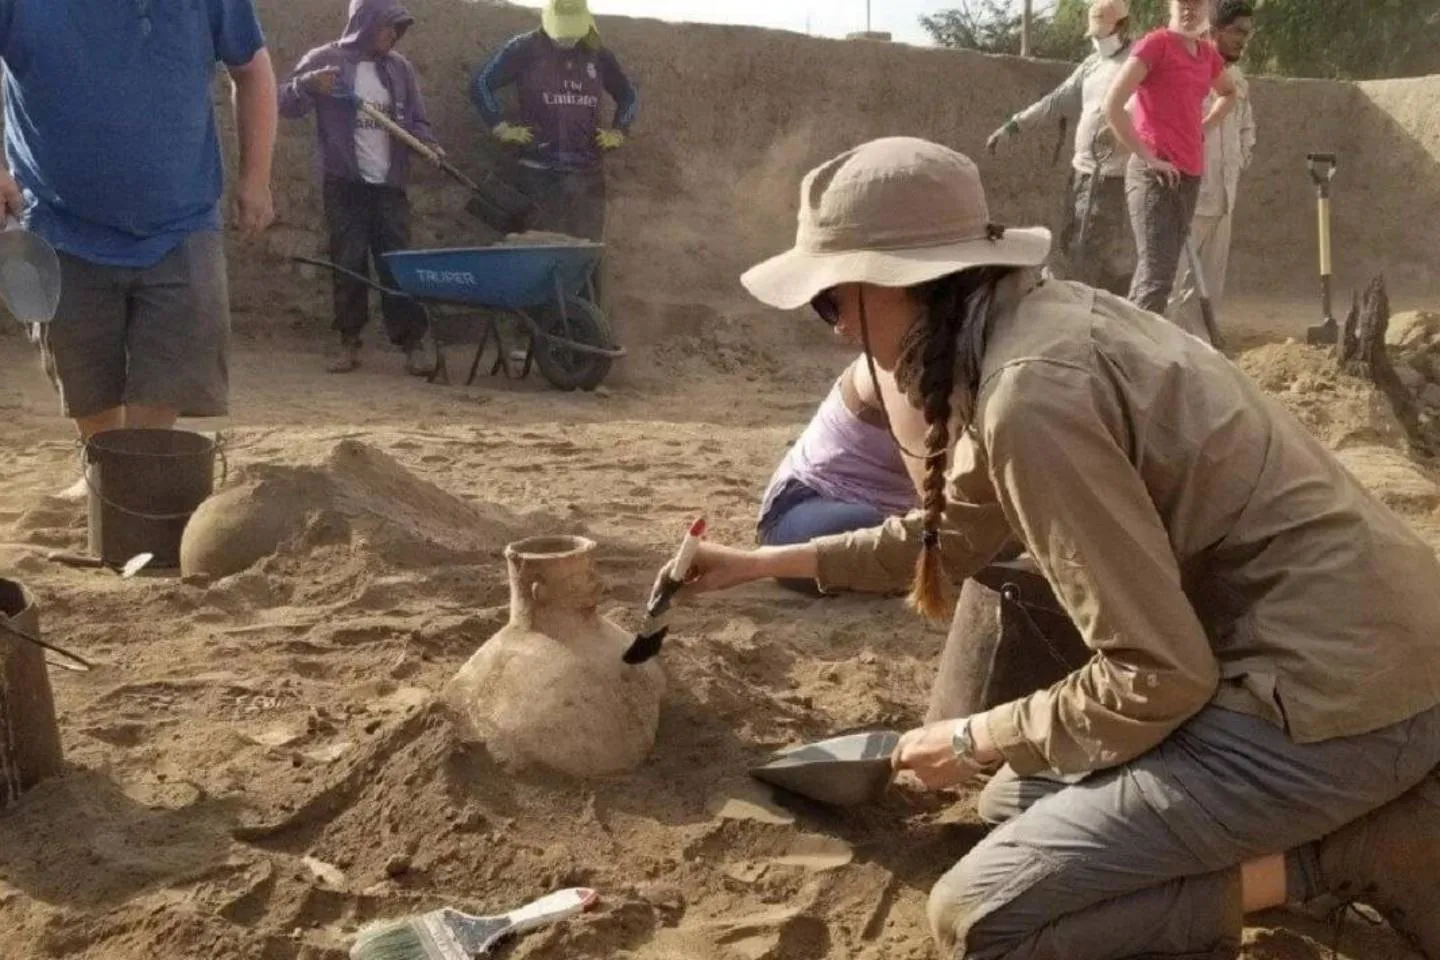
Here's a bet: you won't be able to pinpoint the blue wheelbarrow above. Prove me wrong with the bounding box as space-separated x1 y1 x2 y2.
296 242 623 392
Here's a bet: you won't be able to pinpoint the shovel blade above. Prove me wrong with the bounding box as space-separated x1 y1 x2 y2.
120 553 155 579
1306 318 1338 346
750 731 900 807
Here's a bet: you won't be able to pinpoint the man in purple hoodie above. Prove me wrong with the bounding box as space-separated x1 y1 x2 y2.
280 0 439 375
472 0 637 246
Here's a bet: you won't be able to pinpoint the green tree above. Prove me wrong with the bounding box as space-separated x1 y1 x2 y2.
920 0 1167 61
1242 0 1440 80
922 0 1440 80
919 0 1086 60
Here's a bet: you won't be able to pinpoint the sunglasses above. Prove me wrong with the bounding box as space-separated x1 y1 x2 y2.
810 289 840 326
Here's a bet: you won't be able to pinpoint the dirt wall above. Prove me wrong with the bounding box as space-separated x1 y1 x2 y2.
238 0 1439 356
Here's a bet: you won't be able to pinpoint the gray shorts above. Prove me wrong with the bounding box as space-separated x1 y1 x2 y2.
38 231 230 420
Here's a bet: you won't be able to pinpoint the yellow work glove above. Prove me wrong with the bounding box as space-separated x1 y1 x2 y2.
595 128 626 151
493 122 535 146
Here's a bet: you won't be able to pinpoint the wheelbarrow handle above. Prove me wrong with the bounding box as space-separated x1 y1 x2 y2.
291 255 414 301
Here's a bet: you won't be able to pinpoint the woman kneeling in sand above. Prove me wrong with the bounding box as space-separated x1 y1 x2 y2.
679 137 1440 959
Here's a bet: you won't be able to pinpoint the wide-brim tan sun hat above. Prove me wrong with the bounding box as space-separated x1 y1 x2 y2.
741 137 1051 311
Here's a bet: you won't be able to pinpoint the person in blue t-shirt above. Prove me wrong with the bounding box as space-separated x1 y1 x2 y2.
0 0 278 496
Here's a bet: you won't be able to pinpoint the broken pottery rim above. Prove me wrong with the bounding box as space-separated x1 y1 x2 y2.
504 535 596 562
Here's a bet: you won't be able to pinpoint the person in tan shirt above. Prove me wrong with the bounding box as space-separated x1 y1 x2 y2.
679 137 1440 959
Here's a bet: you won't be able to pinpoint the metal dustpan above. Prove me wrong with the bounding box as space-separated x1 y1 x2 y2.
749 730 900 807
0 219 61 326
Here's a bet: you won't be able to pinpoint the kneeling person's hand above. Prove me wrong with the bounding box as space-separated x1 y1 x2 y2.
893 718 989 792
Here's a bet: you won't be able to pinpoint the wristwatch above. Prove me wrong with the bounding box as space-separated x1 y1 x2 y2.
951 717 977 762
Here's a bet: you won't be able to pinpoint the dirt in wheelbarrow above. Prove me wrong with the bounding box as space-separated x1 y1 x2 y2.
496 231 597 248
0 323 1432 960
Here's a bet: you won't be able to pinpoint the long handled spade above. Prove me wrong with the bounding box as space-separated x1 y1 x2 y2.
1183 233 1226 351
345 96 536 235
1304 152 1339 345
1167 184 1224 350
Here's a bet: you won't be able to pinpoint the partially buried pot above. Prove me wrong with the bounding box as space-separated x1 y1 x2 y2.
445 536 665 778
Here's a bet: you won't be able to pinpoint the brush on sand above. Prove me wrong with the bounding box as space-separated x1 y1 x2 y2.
349 887 598 960
622 517 705 665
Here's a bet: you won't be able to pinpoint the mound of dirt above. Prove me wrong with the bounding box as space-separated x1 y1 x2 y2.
1238 341 1411 450
181 440 535 580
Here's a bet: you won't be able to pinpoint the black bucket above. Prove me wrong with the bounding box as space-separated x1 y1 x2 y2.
464 169 537 235
83 429 223 569
927 554 1090 723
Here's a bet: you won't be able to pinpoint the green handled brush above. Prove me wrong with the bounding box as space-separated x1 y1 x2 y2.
349 887 598 960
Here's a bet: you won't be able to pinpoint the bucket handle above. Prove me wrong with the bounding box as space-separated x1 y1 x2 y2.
76 432 229 521
999 583 1082 674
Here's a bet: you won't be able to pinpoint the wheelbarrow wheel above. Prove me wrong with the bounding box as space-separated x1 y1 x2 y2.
534 295 616 392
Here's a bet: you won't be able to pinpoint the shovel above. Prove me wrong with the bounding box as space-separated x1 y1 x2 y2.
0 216 61 328
46 551 154 579
1304 153 1339 346
1182 234 1226 351
347 97 535 235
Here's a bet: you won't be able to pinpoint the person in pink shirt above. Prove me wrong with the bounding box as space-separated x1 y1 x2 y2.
1104 0 1237 315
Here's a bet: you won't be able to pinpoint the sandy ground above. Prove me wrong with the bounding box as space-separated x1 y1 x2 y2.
0 298 1433 960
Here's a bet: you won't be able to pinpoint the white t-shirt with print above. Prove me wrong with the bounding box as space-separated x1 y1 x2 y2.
352 61 393 185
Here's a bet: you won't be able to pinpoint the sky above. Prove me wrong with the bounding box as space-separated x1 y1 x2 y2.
507 1 956 46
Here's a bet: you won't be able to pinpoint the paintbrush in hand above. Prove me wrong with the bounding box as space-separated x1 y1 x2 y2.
349 887 598 960
622 517 705 665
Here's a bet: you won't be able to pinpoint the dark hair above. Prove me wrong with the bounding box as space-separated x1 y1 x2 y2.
1214 0 1254 28
890 264 1015 620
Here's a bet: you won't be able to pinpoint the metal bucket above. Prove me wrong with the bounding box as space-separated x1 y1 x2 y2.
83 429 223 569
0 579 63 804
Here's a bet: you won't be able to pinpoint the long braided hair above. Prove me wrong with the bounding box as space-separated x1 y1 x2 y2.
885 263 1015 620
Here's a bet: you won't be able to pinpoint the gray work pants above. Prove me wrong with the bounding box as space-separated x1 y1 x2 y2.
323 179 428 349
929 703 1440 960
1124 156 1201 315
1055 172 1135 298
514 164 607 242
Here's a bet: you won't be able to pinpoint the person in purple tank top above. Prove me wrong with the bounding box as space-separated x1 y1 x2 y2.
757 357 920 594
471 0 637 244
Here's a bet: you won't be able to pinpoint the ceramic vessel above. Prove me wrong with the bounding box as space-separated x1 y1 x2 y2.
445 536 665 777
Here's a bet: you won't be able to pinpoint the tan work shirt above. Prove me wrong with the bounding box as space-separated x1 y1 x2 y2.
815 276 1440 777
1011 46 1133 178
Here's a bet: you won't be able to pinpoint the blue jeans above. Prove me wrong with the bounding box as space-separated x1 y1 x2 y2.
758 482 888 595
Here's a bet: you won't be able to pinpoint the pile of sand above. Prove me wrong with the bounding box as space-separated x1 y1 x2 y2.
1238 341 1412 451
181 440 540 581
1387 310 1440 449
1239 336 1440 544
